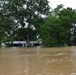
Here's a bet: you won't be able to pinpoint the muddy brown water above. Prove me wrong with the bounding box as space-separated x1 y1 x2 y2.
0 46 76 75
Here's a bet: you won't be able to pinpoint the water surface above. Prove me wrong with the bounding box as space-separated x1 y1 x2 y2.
0 46 76 75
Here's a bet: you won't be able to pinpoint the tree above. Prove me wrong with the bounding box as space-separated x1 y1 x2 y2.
2 0 50 46
41 15 66 47
40 5 76 47
0 1 14 46
59 7 76 45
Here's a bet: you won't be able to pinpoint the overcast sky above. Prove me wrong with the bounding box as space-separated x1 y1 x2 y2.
48 0 76 9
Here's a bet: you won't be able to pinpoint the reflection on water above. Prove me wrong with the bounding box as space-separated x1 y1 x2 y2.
0 47 76 75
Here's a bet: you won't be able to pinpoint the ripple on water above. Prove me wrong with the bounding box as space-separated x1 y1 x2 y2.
71 73 76 75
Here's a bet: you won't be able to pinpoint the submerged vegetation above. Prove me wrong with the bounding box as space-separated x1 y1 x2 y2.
0 1 76 47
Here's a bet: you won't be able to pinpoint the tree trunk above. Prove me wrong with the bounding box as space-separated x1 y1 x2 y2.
26 21 31 47
56 32 59 46
26 33 30 47
26 2 32 47
68 32 71 46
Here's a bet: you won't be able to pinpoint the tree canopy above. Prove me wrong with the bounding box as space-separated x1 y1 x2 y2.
1 2 76 47
0 0 50 46
40 5 76 47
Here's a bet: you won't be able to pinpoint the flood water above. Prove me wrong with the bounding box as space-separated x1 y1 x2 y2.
0 46 76 75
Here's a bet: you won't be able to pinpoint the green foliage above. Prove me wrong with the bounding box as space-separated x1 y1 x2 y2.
41 16 67 47
1 1 76 47
13 28 37 41
40 5 76 47
0 0 50 46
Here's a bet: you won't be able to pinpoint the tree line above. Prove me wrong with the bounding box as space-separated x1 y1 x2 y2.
0 0 76 47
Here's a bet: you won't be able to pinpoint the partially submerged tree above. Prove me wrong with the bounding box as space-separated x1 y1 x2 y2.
59 7 76 45
41 15 66 47
2 0 50 46
41 5 76 47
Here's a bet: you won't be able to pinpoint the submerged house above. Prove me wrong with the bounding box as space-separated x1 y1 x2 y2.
3 41 42 47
